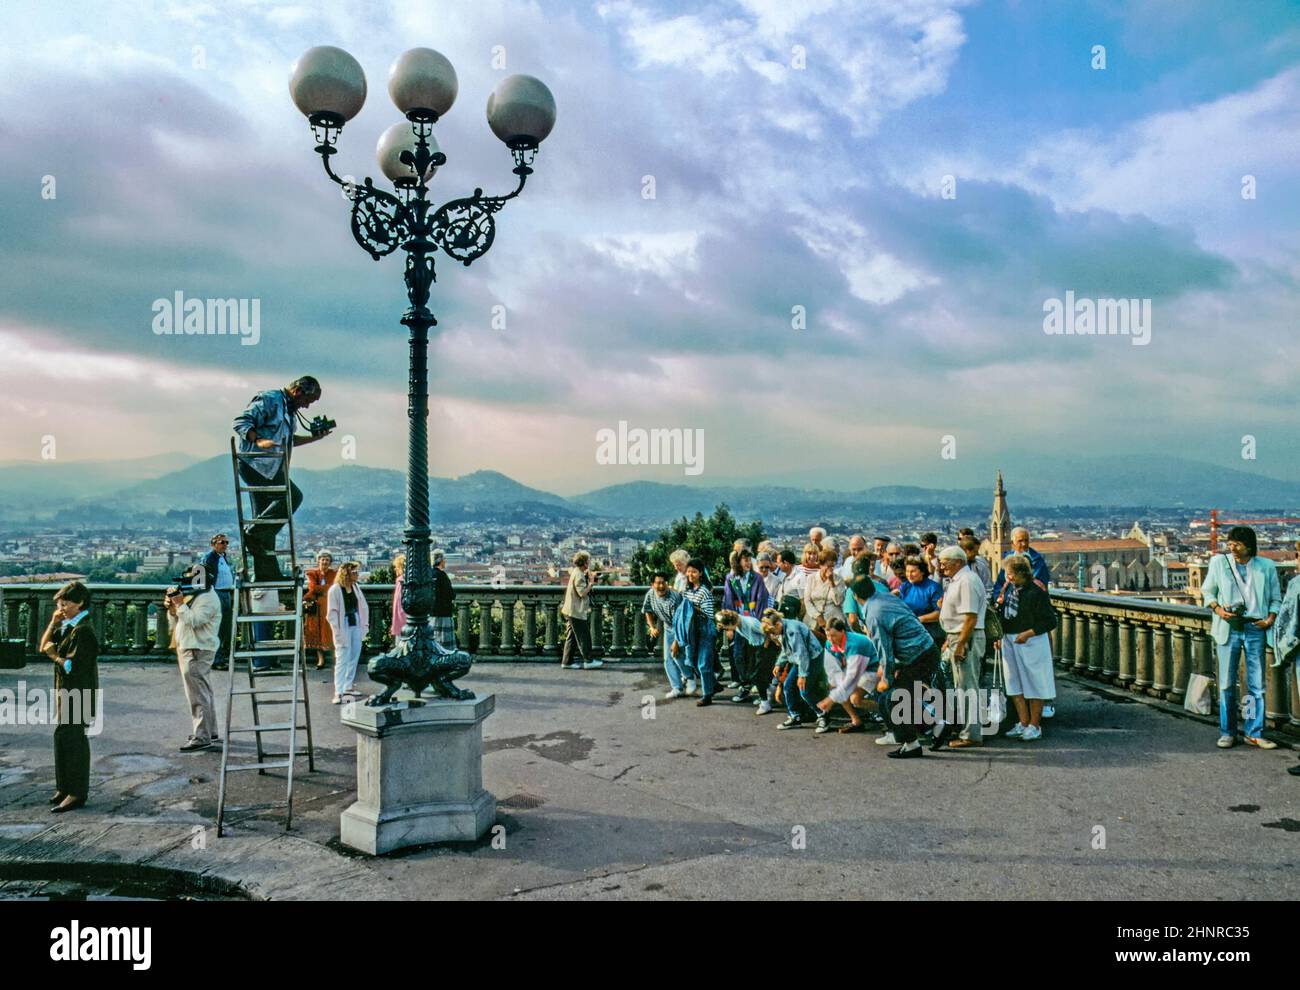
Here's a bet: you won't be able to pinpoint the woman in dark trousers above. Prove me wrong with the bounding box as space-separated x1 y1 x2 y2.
38 581 100 813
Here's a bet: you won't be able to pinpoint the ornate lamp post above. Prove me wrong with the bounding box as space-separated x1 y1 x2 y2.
289 46 555 703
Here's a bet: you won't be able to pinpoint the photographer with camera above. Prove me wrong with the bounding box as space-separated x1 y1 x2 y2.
166 564 222 752
232 375 334 582
1202 525 1281 752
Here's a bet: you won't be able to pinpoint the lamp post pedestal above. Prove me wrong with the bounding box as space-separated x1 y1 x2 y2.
340 693 496 855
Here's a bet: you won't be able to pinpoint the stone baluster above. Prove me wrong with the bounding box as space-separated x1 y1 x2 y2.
631 603 648 655
521 600 538 656
609 599 626 657
132 601 149 654
3 595 21 641
456 600 472 652
499 597 516 656
1133 621 1153 694
1193 629 1214 677
1150 624 1171 698
153 602 170 657
477 596 493 655
1101 616 1119 682
542 602 559 656
1116 617 1135 688
1059 611 1075 669
28 598 43 654
1087 614 1104 677
87 598 107 649
1168 627 1190 704
1072 611 1089 674
589 597 604 657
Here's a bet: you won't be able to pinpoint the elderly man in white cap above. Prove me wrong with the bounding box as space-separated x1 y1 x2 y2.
937 544 988 749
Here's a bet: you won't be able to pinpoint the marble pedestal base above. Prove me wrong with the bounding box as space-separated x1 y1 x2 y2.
340 692 496 856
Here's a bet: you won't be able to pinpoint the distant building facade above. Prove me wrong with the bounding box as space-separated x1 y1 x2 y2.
980 473 1156 590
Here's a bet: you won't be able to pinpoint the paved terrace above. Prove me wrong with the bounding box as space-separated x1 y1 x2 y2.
1 660 1297 900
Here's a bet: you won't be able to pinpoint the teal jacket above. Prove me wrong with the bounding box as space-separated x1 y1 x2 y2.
1201 553 1281 646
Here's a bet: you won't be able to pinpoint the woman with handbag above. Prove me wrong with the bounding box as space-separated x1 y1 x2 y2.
304 551 337 670
996 555 1057 741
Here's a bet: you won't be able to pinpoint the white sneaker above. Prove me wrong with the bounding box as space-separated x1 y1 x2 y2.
1042 705 1055 718
1005 723 1027 738
1021 725 1042 741
583 659 604 669
664 688 683 700
755 700 773 715
685 680 697 696
1217 734 1236 749
875 732 898 746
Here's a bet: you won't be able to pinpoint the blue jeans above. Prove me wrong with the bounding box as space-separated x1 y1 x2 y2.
1216 625 1267 738
662 629 691 690
782 665 820 722
686 625 716 697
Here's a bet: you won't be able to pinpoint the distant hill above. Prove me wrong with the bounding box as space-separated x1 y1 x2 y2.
1007 455 1300 510
77 460 592 524
0 451 1294 526
0 452 199 501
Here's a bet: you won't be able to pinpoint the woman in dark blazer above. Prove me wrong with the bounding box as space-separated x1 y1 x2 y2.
38 581 100 813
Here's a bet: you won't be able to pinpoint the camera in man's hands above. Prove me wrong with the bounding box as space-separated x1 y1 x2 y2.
305 414 336 438
1224 601 1250 630
165 566 206 601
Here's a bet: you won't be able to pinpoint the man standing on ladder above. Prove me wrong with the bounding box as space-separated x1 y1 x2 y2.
231 376 332 581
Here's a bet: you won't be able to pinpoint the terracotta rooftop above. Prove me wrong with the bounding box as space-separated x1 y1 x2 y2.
1033 539 1148 553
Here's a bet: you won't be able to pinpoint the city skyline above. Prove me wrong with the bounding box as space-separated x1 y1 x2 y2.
1 1 1298 496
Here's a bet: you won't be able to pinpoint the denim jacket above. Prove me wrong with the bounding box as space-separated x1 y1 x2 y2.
232 388 292 479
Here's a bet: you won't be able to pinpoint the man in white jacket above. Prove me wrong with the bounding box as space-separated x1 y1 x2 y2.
167 564 222 752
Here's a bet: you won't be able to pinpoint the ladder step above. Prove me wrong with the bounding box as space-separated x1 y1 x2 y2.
235 616 299 625
229 723 304 733
238 484 294 492
232 648 298 657
243 518 292 525
231 686 298 695
237 580 298 589
224 761 293 772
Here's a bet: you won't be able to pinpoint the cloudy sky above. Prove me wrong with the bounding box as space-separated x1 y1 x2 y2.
1 0 1298 495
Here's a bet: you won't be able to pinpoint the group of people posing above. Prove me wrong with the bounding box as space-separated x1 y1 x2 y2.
566 528 1062 758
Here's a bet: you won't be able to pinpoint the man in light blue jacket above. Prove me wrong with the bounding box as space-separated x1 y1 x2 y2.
1200 526 1280 750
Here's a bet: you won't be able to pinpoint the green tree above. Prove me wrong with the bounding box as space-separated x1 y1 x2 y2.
630 503 766 585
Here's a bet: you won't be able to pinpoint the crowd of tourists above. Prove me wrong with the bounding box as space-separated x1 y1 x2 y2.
559 524 1295 763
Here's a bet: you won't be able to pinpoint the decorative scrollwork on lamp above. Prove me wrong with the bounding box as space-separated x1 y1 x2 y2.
350 179 408 260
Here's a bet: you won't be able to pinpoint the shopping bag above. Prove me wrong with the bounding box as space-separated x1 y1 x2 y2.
1183 672 1213 716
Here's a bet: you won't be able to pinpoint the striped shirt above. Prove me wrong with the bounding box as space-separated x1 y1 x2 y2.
681 584 715 619
641 588 681 625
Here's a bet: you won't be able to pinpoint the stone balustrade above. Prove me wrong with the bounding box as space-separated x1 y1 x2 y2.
3 582 1296 735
